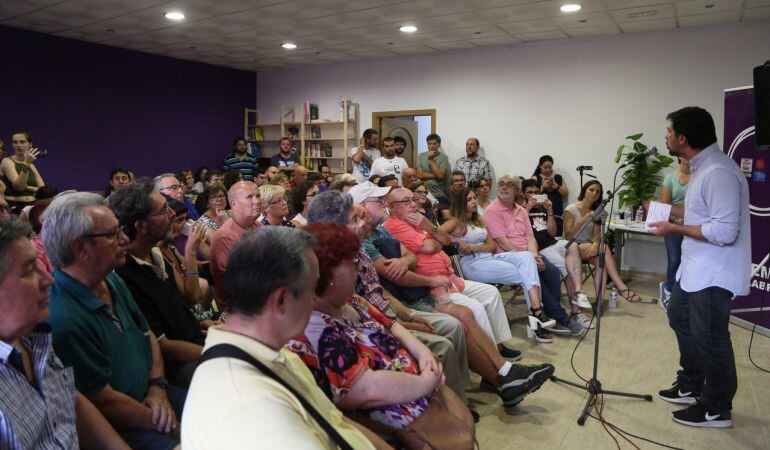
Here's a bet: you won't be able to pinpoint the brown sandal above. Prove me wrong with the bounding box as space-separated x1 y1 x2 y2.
620 288 642 303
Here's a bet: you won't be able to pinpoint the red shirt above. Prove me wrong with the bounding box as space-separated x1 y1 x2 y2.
483 198 533 254
209 218 248 308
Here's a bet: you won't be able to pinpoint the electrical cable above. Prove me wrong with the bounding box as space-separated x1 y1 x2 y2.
747 289 770 374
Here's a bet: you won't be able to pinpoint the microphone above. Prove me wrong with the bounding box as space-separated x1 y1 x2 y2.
619 146 657 168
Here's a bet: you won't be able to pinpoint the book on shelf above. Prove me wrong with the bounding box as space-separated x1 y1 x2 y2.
321 142 333 157
286 126 299 139
310 125 321 138
303 102 319 123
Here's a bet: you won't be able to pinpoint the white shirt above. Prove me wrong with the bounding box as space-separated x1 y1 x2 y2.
350 146 381 183
370 155 409 185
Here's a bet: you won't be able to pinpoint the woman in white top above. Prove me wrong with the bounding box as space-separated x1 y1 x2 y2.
440 188 556 341
468 179 491 216
563 180 642 303
287 180 319 229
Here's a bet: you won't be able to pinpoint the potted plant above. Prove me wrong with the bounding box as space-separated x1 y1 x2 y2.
614 133 675 218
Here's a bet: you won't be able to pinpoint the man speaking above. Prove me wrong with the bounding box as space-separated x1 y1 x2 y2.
649 106 751 428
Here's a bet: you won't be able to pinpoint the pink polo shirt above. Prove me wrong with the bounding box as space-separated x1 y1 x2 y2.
210 217 249 308
483 198 533 254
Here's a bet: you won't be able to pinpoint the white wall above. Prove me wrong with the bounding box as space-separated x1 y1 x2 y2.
257 22 770 275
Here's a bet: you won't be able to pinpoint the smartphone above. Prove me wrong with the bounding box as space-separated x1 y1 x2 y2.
533 194 547 203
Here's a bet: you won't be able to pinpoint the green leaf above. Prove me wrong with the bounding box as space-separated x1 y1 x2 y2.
614 145 625 163
626 133 643 141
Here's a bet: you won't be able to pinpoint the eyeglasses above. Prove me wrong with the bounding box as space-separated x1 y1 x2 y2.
269 197 288 206
160 184 184 191
0 205 9 213
413 189 428 195
146 203 171 218
392 197 416 205
306 191 319 198
362 197 385 206
210 195 226 201
498 181 516 189
82 226 124 240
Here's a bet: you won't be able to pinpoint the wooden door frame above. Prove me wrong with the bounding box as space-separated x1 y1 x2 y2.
372 109 436 138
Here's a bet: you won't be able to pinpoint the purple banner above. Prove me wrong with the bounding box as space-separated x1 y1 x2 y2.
724 86 770 332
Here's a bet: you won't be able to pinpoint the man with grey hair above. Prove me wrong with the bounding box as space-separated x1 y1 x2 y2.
0 218 130 449
183 227 381 449
43 192 185 450
154 174 184 202
307 190 473 408
210 181 262 308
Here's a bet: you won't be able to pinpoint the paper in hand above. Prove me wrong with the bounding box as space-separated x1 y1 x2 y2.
645 201 672 232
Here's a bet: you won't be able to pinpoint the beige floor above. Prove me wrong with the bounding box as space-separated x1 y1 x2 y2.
469 276 770 450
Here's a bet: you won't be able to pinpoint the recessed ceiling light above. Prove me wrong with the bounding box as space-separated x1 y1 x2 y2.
399 25 418 33
282 42 297 50
628 10 657 18
705 3 715 7
560 4 582 13
164 11 185 21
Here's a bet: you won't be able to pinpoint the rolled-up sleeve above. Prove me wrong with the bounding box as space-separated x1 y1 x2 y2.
700 168 741 246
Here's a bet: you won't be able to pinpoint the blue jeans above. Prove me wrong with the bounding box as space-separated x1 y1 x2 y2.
664 234 683 292
118 386 187 450
460 251 540 294
537 257 570 325
667 282 737 413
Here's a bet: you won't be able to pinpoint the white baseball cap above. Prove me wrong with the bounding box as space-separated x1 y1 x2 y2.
348 182 393 203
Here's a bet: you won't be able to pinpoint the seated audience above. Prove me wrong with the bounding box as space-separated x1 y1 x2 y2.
223 169 244 191
196 182 230 232
268 172 290 190
289 165 309 188
18 185 58 223
254 167 267 186
377 174 399 188
531 155 569 236
330 173 357 192
108 184 205 388
259 184 294 227
320 163 333 186
270 137 300 170
564 180 643 303
306 190 472 412
222 137 256 181
287 180 319 228
454 137 492 185
287 222 446 430
28 197 54 274
407 181 437 226
368 174 382 185
441 188 558 342
192 166 208 194
468 178 491 215
0 218 130 450
105 167 132 197
205 169 224 187
265 165 280 181
1 131 45 213
437 170 467 223
209 181 262 308
154 173 198 220
43 192 185 450
182 227 382 450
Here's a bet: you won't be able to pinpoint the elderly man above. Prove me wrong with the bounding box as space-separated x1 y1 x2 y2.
183 227 382 449
154 173 198 220
43 193 184 450
289 165 308 188
484 174 593 331
109 183 205 388
0 219 130 449
306 189 472 408
210 181 262 308
454 138 492 184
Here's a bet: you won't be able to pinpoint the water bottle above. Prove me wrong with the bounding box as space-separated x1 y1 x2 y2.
609 287 618 309
624 206 632 225
635 208 643 223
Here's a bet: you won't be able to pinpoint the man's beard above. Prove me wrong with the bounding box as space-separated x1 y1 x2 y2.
395 147 405 155
467 151 477 158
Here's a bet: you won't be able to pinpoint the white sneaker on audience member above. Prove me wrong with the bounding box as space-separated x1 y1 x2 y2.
571 291 592 309
571 312 594 330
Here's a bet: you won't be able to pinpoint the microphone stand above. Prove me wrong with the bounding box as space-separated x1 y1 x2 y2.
550 172 653 425
577 166 597 189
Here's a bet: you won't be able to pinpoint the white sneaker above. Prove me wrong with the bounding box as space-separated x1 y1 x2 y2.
571 312 595 330
660 286 671 311
571 291 592 309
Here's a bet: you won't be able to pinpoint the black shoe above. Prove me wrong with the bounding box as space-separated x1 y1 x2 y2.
479 378 496 392
498 363 555 406
470 409 480 423
499 345 522 361
659 381 699 405
672 403 732 428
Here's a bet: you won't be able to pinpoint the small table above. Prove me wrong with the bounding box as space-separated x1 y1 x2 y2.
608 221 655 270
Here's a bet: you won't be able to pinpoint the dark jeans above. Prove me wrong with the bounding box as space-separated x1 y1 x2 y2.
538 257 569 325
118 385 187 450
663 234 684 292
667 282 737 413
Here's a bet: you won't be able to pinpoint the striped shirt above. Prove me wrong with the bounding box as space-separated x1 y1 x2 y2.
222 153 257 181
0 325 78 450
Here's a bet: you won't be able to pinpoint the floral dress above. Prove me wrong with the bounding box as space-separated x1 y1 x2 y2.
285 295 429 429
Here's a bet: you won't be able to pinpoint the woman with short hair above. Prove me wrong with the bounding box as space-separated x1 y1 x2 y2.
259 184 294 227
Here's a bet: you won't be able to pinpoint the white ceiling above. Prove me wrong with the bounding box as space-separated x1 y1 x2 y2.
1 0 768 72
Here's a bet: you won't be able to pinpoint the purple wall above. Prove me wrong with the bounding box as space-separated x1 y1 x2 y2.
0 26 256 191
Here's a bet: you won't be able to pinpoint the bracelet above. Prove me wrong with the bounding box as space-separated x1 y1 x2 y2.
184 271 199 277
405 311 416 322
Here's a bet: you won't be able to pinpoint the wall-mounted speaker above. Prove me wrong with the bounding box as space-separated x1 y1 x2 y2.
755 61 770 148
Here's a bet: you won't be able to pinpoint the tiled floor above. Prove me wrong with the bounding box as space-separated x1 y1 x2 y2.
469 277 770 450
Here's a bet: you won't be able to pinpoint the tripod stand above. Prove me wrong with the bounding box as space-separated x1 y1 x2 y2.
577 165 597 189
550 175 653 425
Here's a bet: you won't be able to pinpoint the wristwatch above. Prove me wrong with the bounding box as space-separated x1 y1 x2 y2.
405 310 416 322
148 377 170 391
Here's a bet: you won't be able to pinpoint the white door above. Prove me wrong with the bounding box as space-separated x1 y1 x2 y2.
381 117 419 168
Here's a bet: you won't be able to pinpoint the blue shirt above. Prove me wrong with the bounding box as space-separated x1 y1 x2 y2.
0 325 78 449
677 143 751 296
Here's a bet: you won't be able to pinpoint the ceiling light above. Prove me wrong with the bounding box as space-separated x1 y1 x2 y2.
560 4 582 13
282 42 297 50
399 25 418 33
628 10 658 18
164 11 185 21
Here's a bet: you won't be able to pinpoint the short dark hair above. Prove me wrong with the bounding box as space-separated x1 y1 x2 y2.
666 106 717 150
0 219 33 281
205 170 224 182
110 166 130 180
378 174 397 187
521 179 541 191
107 182 155 241
393 136 407 146
363 128 378 140
427 133 441 144
451 170 466 180
233 137 246 146
34 185 59 200
470 138 479 146
225 227 316 316
382 136 395 145
287 180 317 215
194 166 208 183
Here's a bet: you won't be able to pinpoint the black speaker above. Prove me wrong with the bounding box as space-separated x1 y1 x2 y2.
755 61 770 148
